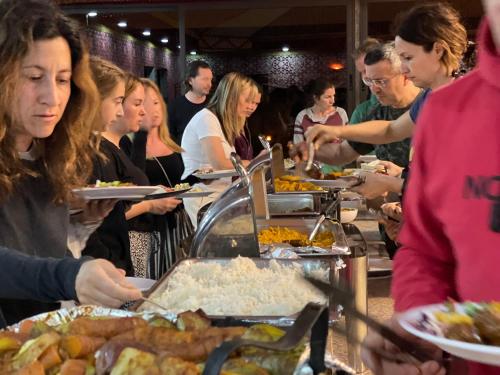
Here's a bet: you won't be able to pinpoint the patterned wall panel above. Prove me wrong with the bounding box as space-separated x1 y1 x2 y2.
85 26 347 102
184 51 347 91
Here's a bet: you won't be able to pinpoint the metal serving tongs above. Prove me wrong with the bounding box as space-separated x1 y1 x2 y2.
304 276 443 366
230 152 250 185
305 141 316 172
202 302 331 375
295 142 323 179
308 214 326 242
258 134 272 152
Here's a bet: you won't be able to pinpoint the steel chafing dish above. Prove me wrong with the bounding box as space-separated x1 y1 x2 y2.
187 144 367 372
135 257 339 325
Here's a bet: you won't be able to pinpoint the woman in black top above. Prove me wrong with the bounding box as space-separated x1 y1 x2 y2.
0 0 115 324
83 57 134 274
122 79 194 278
112 72 181 278
84 58 180 276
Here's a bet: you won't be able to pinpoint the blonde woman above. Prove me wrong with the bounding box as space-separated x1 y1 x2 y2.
181 72 260 226
117 74 181 279
121 79 195 277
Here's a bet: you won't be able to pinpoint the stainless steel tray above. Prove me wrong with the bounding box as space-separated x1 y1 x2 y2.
256 217 350 257
133 258 340 326
267 193 321 216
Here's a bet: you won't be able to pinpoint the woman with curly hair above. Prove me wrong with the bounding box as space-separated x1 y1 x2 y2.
0 0 114 324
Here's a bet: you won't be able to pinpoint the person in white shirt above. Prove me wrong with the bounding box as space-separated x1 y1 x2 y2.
181 72 260 226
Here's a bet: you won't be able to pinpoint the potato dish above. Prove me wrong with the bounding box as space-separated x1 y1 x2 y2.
0 310 304 374
274 176 324 192
258 226 334 248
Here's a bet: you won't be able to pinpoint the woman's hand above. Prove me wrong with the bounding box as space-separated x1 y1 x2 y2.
378 160 404 177
361 316 445 375
147 197 181 215
75 259 142 307
381 202 403 221
288 141 309 163
382 219 402 241
71 198 117 224
304 124 343 148
352 172 404 199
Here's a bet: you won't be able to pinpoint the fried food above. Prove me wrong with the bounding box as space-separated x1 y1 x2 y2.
1 311 300 374
61 335 107 358
68 317 148 338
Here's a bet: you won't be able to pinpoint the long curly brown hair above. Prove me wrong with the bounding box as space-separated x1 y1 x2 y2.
0 0 99 203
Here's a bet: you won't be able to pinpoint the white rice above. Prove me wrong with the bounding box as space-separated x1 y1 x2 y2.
153 257 328 316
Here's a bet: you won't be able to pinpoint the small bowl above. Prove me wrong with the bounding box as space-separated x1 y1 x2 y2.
340 207 358 223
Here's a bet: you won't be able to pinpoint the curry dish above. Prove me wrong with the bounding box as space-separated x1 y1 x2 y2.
258 226 334 248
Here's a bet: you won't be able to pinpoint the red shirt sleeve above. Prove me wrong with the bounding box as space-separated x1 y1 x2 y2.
391 100 458 312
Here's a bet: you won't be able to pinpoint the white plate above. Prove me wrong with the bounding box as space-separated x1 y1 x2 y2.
193 169 238 179
72 186 163 200
399 303 500 366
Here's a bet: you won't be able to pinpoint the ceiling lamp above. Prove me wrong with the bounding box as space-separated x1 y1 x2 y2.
161 37 169 44
282 45 290 52
117 21 127 28
190 50 197 55
87 11 97 17
142 29 151 36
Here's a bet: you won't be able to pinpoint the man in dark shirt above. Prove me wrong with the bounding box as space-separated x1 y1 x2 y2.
168 60 213 144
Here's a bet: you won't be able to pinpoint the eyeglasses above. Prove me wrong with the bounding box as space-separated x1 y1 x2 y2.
362 74 398 88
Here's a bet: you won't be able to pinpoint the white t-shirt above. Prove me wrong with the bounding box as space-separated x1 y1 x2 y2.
180 108 236 227
181 108 235 179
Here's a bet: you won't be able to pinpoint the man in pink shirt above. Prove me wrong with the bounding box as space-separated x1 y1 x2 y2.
362 1 500 374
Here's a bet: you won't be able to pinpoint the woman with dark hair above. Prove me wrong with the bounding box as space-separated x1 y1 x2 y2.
361 0 500 373
303 2 468 197
293 77 348 144
305 2 467 147
0 0 118 324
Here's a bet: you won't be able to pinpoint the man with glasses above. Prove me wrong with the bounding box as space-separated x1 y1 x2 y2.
313 42 422 259
314 42 422 172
